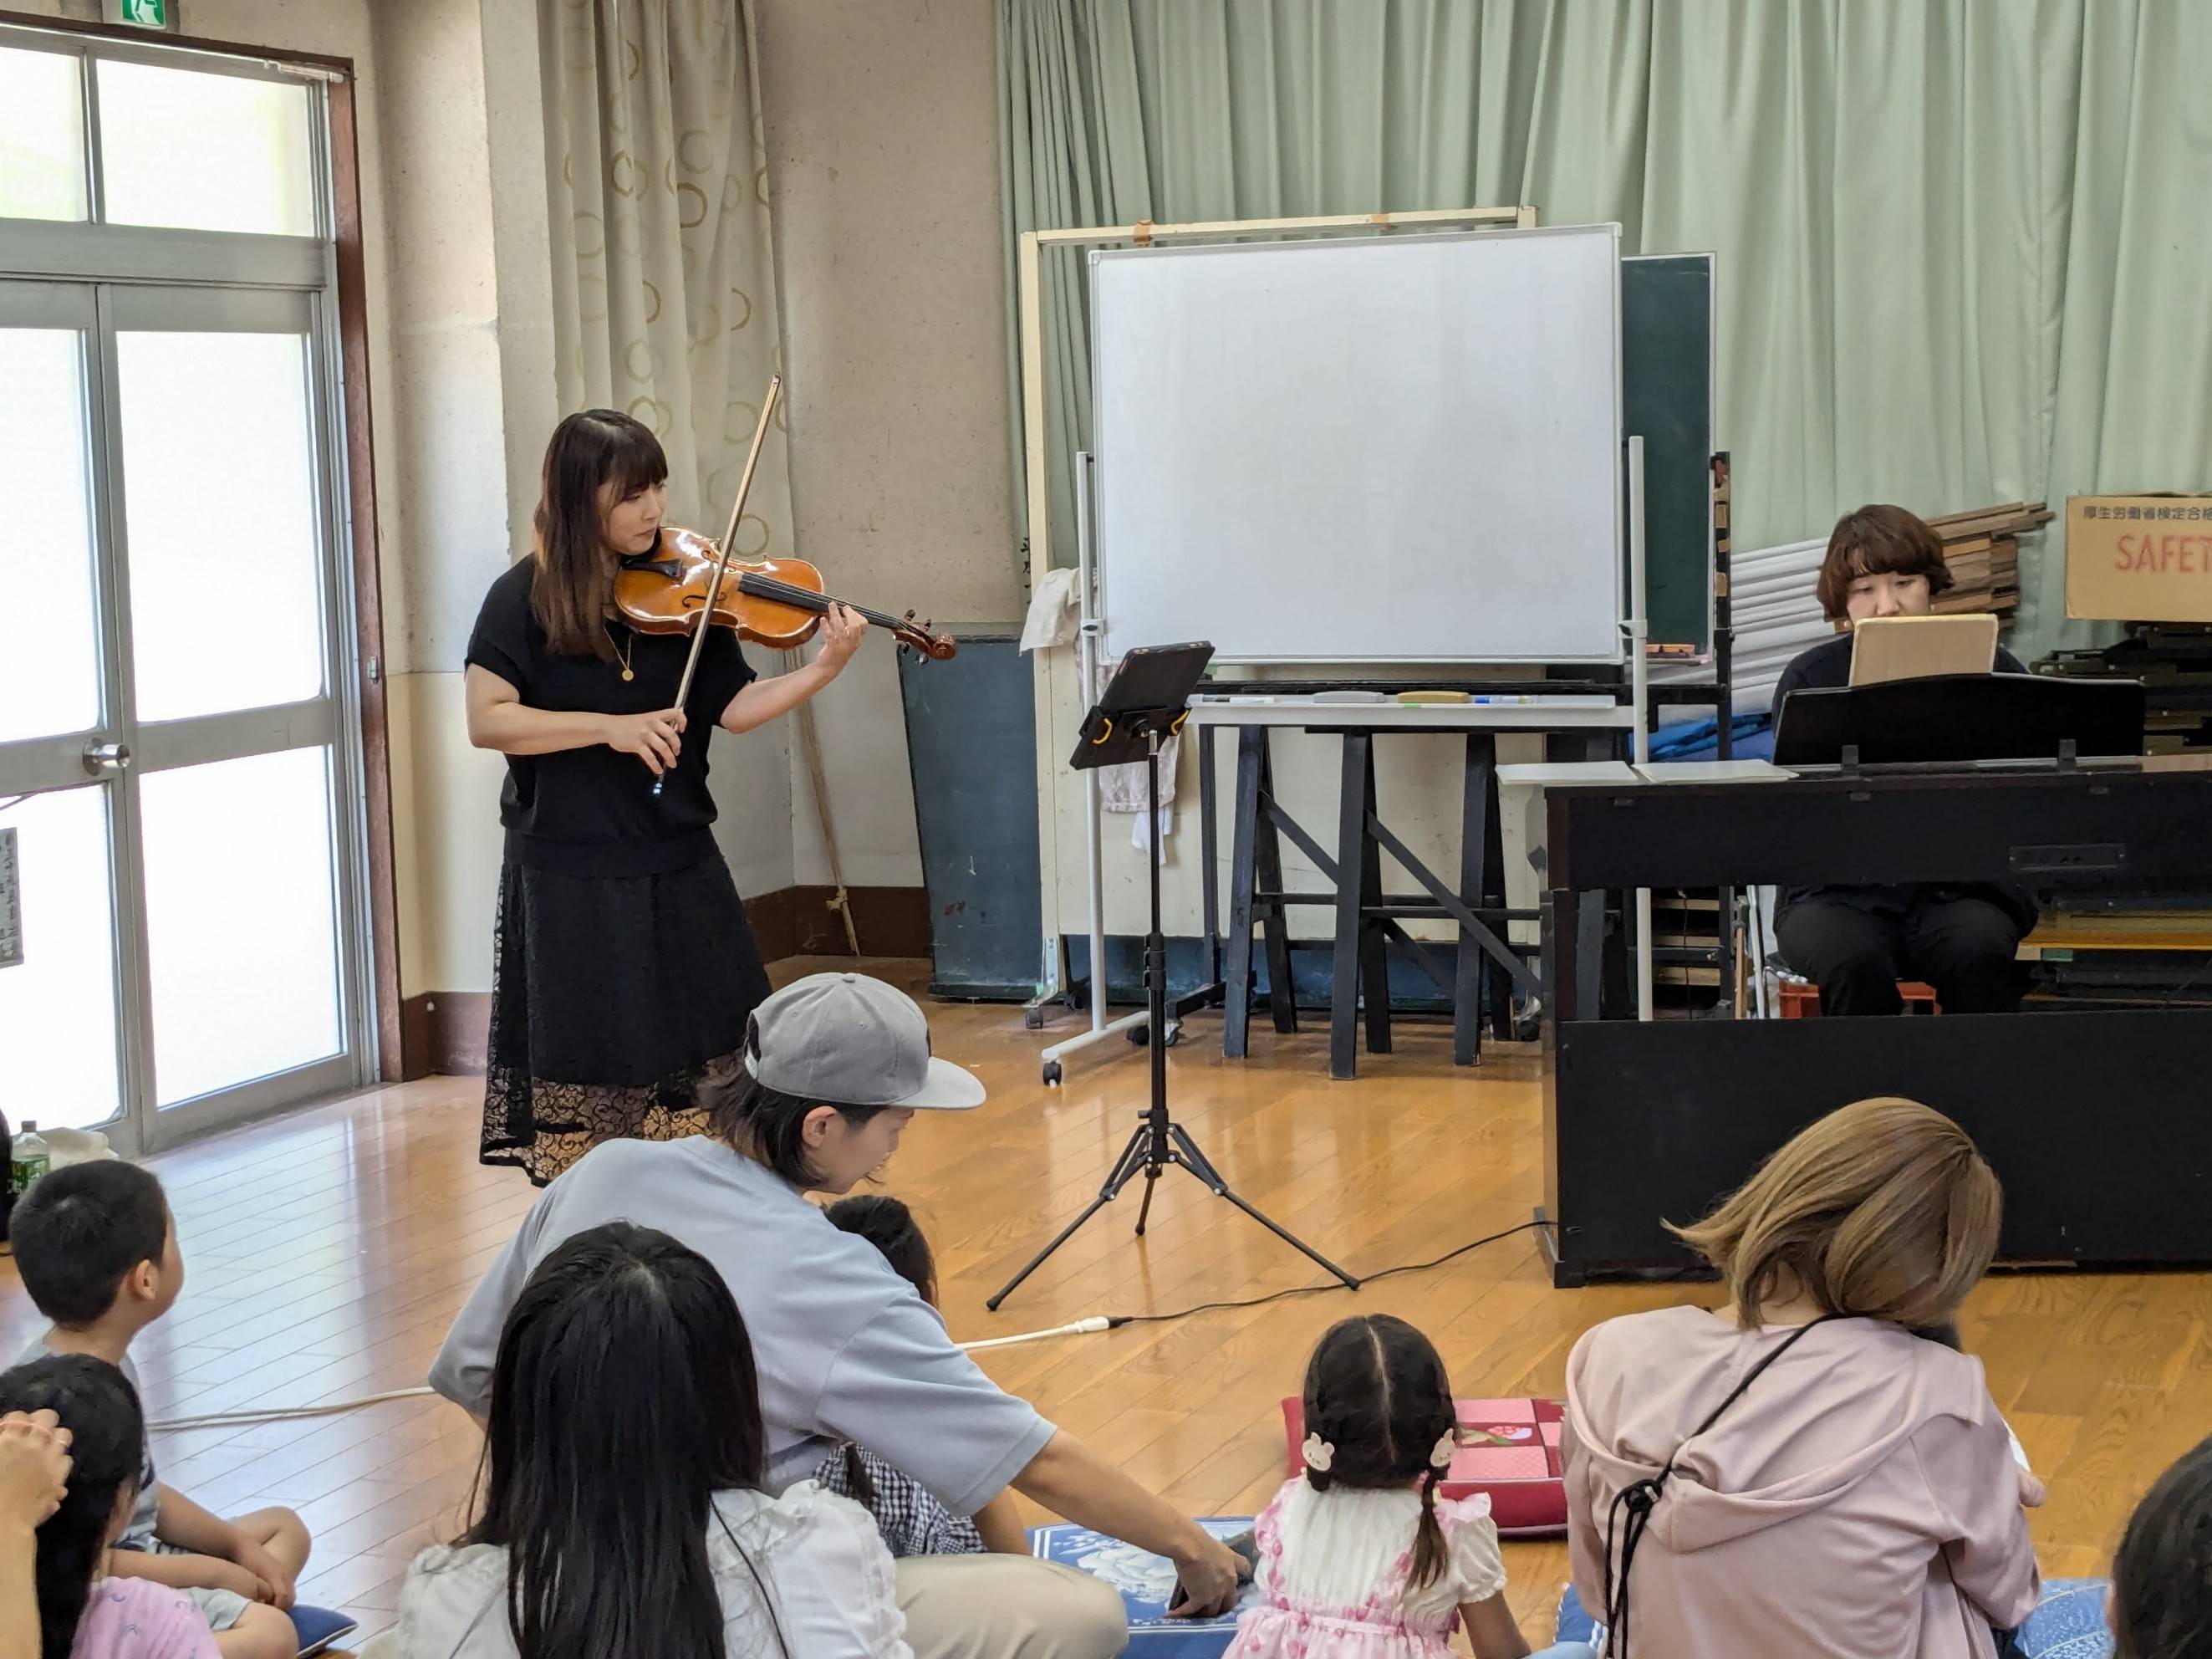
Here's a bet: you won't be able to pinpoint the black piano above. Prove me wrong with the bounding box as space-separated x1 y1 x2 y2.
1542 674 2212 1284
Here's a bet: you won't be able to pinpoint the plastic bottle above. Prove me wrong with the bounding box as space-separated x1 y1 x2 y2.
10 1121 48 1197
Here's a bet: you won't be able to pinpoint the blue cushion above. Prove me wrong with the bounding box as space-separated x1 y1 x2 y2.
289 1605 358 1657
2017 1580 2112 1659
1557 1580 2113 1658
1030 1519 1259 1656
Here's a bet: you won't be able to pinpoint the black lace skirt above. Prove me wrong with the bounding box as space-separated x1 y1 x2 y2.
481 855 771 1185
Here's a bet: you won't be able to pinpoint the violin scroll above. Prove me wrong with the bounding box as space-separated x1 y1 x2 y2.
895 610 958 661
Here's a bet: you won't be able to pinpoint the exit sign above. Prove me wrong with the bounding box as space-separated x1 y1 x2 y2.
106 0 179 30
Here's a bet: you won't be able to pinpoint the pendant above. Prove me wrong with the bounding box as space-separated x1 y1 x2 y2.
621 668 635 682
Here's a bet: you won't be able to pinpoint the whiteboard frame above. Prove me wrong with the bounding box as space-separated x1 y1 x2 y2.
1088 222 1628 667
1012 205 1537 1026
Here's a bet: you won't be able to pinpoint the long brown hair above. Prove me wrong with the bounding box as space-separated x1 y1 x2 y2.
531 410 669 659
1671 1096 2002 1330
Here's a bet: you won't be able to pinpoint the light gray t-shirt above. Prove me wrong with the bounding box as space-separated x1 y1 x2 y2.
17 1333 161 1549
430 1136 1056 1516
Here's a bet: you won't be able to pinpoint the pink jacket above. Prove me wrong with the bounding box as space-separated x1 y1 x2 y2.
1563 1307 2040 1659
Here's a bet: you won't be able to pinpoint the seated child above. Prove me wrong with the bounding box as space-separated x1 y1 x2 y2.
810 1195 1023 1557
10 1163 308 1659
3 1352 217 1659
2108 1433 2212 1657
1232 1314 1546 1659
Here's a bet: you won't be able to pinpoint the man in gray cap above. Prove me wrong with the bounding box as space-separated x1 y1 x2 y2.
432 972 1241 1657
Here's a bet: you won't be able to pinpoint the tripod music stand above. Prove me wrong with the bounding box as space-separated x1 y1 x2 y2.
988 642 1360 1310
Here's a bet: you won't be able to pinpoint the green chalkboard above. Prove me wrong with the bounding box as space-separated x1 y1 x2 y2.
1623 254 1715 651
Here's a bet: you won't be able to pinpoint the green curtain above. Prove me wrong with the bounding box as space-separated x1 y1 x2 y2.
540 0 794 554
1000 0 2212 655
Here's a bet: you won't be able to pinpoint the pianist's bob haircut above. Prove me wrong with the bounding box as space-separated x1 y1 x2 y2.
1815 504 1955 620
1670 1097 2001 1330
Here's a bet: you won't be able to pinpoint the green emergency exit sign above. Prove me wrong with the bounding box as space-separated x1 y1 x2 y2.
107 0 177 31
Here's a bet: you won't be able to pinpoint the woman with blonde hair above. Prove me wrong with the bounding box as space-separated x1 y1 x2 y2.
1562 1098 2040 1659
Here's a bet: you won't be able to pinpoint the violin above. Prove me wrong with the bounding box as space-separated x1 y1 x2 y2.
627 375 951 801
612 528 957 661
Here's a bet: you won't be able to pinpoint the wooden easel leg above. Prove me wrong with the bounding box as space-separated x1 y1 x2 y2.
1255 738 1297 1034
1223 727 1262 1059
1330 733 1368 1080
1455 733 1496 1065
1359 744 1392 1056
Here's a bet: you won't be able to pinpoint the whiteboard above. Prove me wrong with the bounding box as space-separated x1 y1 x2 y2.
1092 225 1624 665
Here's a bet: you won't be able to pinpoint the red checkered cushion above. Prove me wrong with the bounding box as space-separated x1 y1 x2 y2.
1281 1396 1568 1538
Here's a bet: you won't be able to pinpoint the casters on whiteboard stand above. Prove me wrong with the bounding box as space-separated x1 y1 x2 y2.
1042 1059 1063 1088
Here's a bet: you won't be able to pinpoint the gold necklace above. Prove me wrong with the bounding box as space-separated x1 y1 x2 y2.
605 623 636 682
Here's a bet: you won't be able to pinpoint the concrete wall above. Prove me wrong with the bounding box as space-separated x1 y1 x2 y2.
752 0 1024 891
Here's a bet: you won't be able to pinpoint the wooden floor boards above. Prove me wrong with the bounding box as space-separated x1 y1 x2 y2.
8 958 2197 1648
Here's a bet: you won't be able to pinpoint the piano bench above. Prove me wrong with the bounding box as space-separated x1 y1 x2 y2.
1776 980 1940 1018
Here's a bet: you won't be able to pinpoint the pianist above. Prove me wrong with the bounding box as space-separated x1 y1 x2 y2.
1768 505 2034 1016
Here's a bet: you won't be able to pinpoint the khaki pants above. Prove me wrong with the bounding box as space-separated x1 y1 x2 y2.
896 1554 1129 1659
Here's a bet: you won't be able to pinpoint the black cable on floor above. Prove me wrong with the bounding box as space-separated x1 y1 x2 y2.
1104 1217 1554 1329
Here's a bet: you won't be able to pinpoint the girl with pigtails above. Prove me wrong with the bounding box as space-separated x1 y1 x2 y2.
1231 1315 1584 1659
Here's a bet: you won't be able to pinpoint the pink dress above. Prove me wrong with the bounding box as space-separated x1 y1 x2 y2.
1231 1478 1508 1659
74 1577 221 1659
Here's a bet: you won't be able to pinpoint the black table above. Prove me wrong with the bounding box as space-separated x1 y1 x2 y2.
1542 760 2212 1284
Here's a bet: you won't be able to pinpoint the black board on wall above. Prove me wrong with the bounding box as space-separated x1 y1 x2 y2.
898 637 1042 1000
1623 253 1715 652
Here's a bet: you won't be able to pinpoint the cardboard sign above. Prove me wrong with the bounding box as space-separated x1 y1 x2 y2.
1849 615 1999 687
2067 494 2212 622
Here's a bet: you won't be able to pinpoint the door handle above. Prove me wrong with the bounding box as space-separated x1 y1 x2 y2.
82 740 131 777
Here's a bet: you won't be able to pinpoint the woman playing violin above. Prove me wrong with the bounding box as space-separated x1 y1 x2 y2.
463 408 867 1184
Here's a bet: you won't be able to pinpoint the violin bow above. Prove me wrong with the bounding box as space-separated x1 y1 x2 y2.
654 375 782 798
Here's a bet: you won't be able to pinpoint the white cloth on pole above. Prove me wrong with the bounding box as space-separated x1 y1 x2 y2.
1018 567 1082 651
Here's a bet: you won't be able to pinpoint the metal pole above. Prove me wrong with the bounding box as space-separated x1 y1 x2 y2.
1039 452 1150 1080
1628 436 1654 1023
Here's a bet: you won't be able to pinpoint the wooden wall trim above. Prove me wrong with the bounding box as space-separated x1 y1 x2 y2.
327 74 404 1085
402 886 931 1076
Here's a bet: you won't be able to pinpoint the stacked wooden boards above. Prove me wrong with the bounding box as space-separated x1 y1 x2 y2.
1927 501 2051 616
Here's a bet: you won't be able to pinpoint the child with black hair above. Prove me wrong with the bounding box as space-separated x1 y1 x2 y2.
8 1164 308 1659
811 1196 1025 1557
0 1352 216 1659
2108 1435 2212 1658
1231 1315 1545 1659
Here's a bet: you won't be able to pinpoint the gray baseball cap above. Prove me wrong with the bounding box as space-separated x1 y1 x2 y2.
742 972 986 1110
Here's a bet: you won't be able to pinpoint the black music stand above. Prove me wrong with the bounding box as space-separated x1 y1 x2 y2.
988 642 1360 1310
1773 672 2147 768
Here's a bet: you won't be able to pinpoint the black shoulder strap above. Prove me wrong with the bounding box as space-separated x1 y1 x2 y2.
1600 1313 1851 1658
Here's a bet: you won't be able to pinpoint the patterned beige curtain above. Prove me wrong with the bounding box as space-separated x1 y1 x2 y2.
539 0 793 557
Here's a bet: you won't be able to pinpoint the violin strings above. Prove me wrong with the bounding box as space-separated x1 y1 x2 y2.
733 571 906 632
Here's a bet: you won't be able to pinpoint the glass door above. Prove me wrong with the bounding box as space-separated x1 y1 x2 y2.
1 27 368 1156
0 282 129 1138
0 280 363 1155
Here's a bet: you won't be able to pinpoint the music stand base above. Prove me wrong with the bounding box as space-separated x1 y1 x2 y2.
992 661 1357 1314
986 1115 1361 1311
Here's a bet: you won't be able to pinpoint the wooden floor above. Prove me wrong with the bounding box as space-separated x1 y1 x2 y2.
9 958 2206 1650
